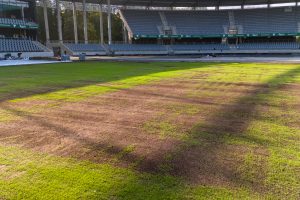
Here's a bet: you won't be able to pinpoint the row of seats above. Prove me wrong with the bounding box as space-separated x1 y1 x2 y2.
122 7 300 36
0 38 43 52
0 18 38 27
66 44 168 52
237 42 300 50
64 43 106 52
170 44 230 51
64 42 300 53
109 44 167 51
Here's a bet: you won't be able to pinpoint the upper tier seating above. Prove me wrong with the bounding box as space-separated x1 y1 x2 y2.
121 10 162 35
165 11 229 35
0 38 43 52
64 43 106 52
0 18 38 28
121 7 300 36
234 7 299 34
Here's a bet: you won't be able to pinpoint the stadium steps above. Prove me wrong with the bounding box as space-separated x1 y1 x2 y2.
159 12 168 27
62 43 108 56
228 11 235 27
32 41 53 52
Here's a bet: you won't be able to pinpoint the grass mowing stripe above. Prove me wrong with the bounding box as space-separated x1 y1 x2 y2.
0 145 255 200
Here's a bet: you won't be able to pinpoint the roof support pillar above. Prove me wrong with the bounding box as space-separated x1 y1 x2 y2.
43 0 50 44
122 22 128 44
99 4 104 44
72 1 78 44
241 0 245 9
83 0 88 44
107 0 112 45
56 0 63 43
21 6 25 20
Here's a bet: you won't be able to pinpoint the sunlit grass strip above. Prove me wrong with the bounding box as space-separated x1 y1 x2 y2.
0 144 257 200
9 68 202 102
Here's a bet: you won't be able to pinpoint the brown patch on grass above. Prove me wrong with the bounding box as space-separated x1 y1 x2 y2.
4 171 26 180
0 70 299 194
0 165 8 173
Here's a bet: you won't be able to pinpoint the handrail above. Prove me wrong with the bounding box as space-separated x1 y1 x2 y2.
0 37 37 41
0 17 37 24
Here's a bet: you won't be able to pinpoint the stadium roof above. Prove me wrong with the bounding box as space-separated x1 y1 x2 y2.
90 0 297 7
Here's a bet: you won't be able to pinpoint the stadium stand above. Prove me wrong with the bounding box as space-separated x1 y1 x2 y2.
64 43 106 52
0 38 43 52
108 44 168 55
234 7 299 34
0 18 38 28
63 43 170 55
164 11 229 35
121 10 162 35
237 42 300 50
170 44 230 51
0 0 53 58
1 0 300 58
58 4 300 56
63 43 107 56
122 7 300 37
62 42 300 56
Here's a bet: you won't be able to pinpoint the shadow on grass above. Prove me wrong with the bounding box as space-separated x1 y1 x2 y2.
153 66 300 189
0 62 213 102
0 64 299 199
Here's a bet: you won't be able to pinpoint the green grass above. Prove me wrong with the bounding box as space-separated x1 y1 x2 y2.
0 145 255 200
0 62 206 102
0 62 299 199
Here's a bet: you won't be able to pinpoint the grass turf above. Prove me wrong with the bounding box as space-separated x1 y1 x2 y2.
0 62 299 199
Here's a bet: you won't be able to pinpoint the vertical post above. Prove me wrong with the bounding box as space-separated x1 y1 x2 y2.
21 7 25 20
83 0 88 44
122 23 127 44
56 0 63 43
99 4 104 44
72 1 78 44
107 0 112 45
43 0 50 44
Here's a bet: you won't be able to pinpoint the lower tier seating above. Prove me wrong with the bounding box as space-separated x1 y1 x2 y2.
108 44 168 52
237 42 300 50
0 38 43 52
170 44 230 51
63 42 300 55
64 43 106 52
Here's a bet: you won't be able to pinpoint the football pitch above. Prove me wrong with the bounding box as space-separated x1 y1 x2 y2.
0 62 299 199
